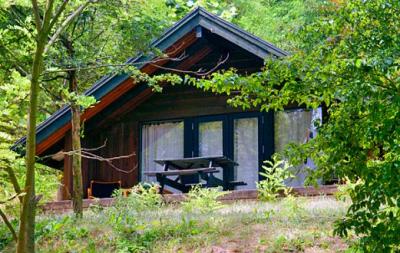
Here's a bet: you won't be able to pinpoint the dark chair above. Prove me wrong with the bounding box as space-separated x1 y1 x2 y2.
87 180 121 198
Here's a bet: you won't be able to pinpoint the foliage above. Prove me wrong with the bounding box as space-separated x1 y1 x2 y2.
113 183 163 213
335 177 363 202
166 0 237 21
105 184 223 252
257 156 294 202
181 185 227 214
232 0 327 51
190 0 400 250
0 197 351 252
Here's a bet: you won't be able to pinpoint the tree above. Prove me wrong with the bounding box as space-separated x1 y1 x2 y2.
0 1 97 252
42 0 177 217
190 0 400 251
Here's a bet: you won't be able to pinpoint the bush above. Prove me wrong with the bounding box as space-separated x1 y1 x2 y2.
257 156 294 202
113 183 163 213
181 185 227 214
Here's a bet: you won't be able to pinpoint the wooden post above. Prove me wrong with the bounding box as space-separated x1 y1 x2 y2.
62 130 73 200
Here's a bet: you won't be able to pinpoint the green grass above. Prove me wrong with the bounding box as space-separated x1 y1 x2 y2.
1 196 353 252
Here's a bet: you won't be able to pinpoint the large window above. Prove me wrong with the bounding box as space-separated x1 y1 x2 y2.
198 121 223 157
274 108 322 187
140 121 184 182
234 117 259 189
139 112 274 190
198 120 224 180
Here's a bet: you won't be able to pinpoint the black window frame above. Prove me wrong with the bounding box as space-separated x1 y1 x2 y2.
138 111 274 185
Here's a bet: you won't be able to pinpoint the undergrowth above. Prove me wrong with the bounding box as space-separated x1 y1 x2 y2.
0 186 351 253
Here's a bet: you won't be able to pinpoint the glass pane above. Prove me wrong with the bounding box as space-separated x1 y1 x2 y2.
141 121 184 183
234 118 259 189
274 108 322 187
199 121 223 157
199 121 223 180
274 110 312 152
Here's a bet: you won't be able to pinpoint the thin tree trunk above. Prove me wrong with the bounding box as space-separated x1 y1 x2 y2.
65 39 83 217
50 34 84 217
16 35 46 253
71 100 83 218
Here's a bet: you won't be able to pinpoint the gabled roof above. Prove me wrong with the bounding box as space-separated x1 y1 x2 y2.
12 7 287 154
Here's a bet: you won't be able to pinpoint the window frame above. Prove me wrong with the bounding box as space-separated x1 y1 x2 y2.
138 111 274 185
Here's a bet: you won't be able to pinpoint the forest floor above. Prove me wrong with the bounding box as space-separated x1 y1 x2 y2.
1 196 355 253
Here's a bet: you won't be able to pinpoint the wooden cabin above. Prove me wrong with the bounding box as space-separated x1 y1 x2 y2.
13 7 324 200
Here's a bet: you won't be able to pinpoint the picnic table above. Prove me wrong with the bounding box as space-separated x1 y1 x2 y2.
144 156 246 193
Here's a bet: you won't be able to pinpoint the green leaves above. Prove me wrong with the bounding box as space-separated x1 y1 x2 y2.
75 94 96 109
257 156 294 202
181 185 227 214
190 0 400 250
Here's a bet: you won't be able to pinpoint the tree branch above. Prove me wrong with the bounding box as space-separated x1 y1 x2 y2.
42 53 188 74
3 165 22 203
0 208 17 242
149 53 230 76
31 0 42 32
47 0 69 33
39 139 137 174
44 1 93 54
42 0 56 34
0 193 25 205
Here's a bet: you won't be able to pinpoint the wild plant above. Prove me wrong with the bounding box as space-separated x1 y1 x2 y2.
106 183 163 247
257 156 294 202
181 185 227 214
112 183 163 213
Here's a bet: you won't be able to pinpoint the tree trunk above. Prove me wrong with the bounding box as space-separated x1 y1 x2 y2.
16 34 46 253
71 100 83 218
65 36 83 217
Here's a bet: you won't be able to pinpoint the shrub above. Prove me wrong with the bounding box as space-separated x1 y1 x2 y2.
113 183 163 213
181 185 227 214
257 156 294 202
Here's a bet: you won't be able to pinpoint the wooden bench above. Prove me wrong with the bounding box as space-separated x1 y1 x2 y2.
144 167 221 193
144 156 247 193
144 167 219 177
227 181 247 187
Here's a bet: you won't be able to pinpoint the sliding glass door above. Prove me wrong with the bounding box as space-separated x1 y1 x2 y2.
193 114 267 189
195 116 227 181
233 117 259 189
198 121 223 157
139 112 274 190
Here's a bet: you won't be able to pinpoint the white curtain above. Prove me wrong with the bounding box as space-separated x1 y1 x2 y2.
274 108 322 187
198 121 223 179
141 121 184 182
234 117 259 189
199 121 223 157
